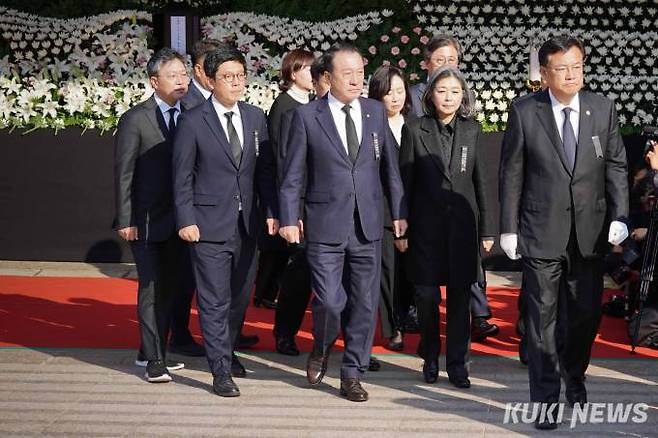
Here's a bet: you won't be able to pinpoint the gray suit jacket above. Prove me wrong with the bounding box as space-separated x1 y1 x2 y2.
499 89 628 259
409 82 427 117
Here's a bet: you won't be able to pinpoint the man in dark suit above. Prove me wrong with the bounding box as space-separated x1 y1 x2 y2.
114 48 189 383
499 36 629 429
279 43 407 402
171 38 258 355
173 45 278 397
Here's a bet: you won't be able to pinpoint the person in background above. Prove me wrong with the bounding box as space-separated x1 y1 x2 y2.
367 65 416 352
398 65 494 389
114 48 188 383
253 49 316 311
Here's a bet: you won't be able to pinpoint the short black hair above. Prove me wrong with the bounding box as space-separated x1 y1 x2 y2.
147 48 187 77
323 42 362 73
203 45 247 79
538 36 585 67
191 38 223 66
368 65 412 116
423 34 463 62
310 53 329 81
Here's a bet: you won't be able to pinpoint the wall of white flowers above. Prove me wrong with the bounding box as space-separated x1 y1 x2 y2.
0 0 656 133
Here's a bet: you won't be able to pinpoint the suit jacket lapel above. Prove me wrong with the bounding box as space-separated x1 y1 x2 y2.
315 98 352 165
535 91 573 177
144 96 166 142
202 100 239 169
449 117 469 176
238 102 254 166
576 93 594 173
419 116 451 182
356 97 372 164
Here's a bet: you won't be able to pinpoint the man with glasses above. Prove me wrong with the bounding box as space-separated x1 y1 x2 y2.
173 44 278 397
114 48 189 383
499 36 629 429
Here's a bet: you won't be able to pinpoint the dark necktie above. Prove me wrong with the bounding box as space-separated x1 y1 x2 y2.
225 111 242 165
562 107 577 170
167 107 177 138
342 104 359 163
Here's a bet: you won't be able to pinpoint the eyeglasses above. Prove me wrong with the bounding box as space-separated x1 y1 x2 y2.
218 72 247 84
430 56 458 66
548 63 584 76
159 72 189 81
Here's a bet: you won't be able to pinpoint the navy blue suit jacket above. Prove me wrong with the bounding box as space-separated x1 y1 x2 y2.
173 99 278 243
279 96 407 244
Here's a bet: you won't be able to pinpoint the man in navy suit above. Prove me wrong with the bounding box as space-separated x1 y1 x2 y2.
173 45 278 397
279 43 407 402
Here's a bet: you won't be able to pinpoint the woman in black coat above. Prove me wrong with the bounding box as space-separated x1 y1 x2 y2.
397 66 494 387
253 49 315 309
367 65 417 352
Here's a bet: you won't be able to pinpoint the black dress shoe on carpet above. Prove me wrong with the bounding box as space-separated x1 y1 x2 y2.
236 333 259 349
213 374 240 397
340 378 369 402
253 298 277 309
306 348 329 385
276 336 300 356
145 360 172 383
422 360 438 384
448 375 471 388
231 354 247 378
368 356 381 372
168 340 206 357
471 317 500 342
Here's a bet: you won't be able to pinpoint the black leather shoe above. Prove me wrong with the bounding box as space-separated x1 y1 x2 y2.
422 360 438 383
253 297 277 309
306 348 329 385
566 379 587 408
386 331 404 351
213 374 240 397
471 317 500 342
276 336 300 356
168 340 206 357
340 378 369 402
231 354 246 378
236 333 259 350
368 356 381 372
534 402 559 430
448 375 471 388
534 417 558 430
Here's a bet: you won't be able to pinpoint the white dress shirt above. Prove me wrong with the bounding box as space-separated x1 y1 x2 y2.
192 78 212 100
211 96 244 147
153 93 181 129
327 91 362 154
548 89 580 143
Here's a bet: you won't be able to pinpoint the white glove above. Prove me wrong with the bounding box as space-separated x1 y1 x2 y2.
500 233 521 260
608 221 629 246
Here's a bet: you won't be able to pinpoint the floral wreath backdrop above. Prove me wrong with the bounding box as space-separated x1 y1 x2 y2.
0 0 656 133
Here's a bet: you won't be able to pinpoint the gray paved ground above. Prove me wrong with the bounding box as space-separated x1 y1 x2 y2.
0 262 655 437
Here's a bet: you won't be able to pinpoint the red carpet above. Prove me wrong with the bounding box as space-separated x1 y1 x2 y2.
0 275 656 359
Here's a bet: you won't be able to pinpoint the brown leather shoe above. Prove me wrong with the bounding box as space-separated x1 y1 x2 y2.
340 378 368 402
306 348 329 385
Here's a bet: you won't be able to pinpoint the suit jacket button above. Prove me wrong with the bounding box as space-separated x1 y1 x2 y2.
234 195 240 200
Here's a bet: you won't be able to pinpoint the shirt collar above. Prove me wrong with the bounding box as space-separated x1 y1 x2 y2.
211 95 240 118
548 89 580 113
192 78 212 99
328 91 361 113
153 93 181 114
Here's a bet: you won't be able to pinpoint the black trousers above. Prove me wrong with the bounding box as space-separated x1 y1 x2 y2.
254 235 289 303
274 243 312 339
379 228 414 338
191 218 257 377
169 245 197 345
415 284 471 378
131 235 183 361
522 234 603 402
